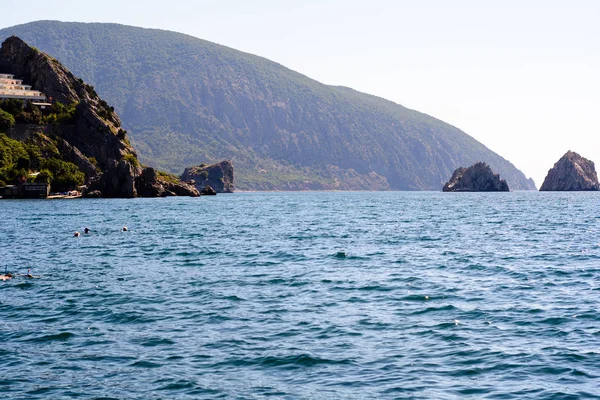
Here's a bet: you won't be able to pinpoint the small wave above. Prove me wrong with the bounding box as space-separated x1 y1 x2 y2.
222 295 246 302
410 304 458 315
357 285 393 292
104 311 157 324
27 331 74 343
358 319 392 330
419 236 441 242
130 360 163 368
155 379 196 391
213 353 354 369
400 294 432 301
131 337 175 347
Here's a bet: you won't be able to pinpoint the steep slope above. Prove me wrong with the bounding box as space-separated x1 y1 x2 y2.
0 36 198 197
539 151 599 191
0 21 536 190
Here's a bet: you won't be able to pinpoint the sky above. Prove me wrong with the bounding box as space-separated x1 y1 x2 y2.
1 0 599 187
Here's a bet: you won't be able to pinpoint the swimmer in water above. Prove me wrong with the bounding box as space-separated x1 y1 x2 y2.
2 266 13 281
25 268 39 279
84 227 90 234
123 226 128 232
74 231 80 237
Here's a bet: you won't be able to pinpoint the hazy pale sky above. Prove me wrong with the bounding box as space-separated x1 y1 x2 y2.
2 0 599 186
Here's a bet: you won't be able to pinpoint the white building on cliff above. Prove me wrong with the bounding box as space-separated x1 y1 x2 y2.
0 73 47 101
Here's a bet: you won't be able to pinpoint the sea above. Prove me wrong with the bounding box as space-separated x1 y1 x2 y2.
1 191 599 399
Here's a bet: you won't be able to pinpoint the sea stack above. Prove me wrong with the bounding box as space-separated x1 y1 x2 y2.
443 162 509 192
181 161 234 193
539 151 600 191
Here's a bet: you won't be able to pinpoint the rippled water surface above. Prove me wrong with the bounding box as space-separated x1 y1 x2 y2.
1 192 600 399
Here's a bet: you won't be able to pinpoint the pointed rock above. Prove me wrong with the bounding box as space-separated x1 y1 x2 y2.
540 151 599 191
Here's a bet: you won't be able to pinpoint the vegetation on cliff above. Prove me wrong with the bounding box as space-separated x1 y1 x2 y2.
0 109 15 131
0 132 84 189
0 36 197 197
0 21 536 190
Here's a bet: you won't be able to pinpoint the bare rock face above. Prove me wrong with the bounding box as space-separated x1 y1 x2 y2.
200 185 217 195
0 36 133 173
162 179 199 197
1 36 199 198
540 151 600 191
181 160 234 193
443 162 509 192
55 137 99 179
89 159 138 198
87 163 200 198
134 167 164 197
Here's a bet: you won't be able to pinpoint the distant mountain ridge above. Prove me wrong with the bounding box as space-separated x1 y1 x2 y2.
0 20 536 190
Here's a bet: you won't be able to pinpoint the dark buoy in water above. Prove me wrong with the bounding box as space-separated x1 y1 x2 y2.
334 251 347 259
122 226 128 232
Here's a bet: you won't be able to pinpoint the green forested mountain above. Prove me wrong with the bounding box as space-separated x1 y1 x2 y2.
0 21 536 190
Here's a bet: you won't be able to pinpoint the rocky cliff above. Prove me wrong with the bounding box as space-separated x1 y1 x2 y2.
539 151 599 191
443 162 509 192
0 36 132 174
181 161 234 193
0 36 197 197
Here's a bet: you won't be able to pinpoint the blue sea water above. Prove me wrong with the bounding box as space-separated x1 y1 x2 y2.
1 191 600 399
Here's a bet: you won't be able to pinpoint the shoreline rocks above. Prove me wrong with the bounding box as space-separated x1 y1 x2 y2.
443 162 509 192
85 161 199 198
200 185 217 196
539 151 599 191
182 161 234 193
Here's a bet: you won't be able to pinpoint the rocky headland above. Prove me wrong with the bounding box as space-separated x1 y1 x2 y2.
443 162 509 192
181 161 234 193
0 21 537 191
539 151 600 191
0 36 198 198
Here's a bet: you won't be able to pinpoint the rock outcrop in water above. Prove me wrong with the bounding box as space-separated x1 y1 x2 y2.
85 160 199 198
0 36 198 198
200 185 217 196
443 162 509 192
539 151 600 191
181 161 234 193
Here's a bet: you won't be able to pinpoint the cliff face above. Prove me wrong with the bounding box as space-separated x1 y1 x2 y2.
181 161 234 193
0 36 198 197
443 162 509 192
0 36 133 173
86 160 198 198
539 151 600 191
